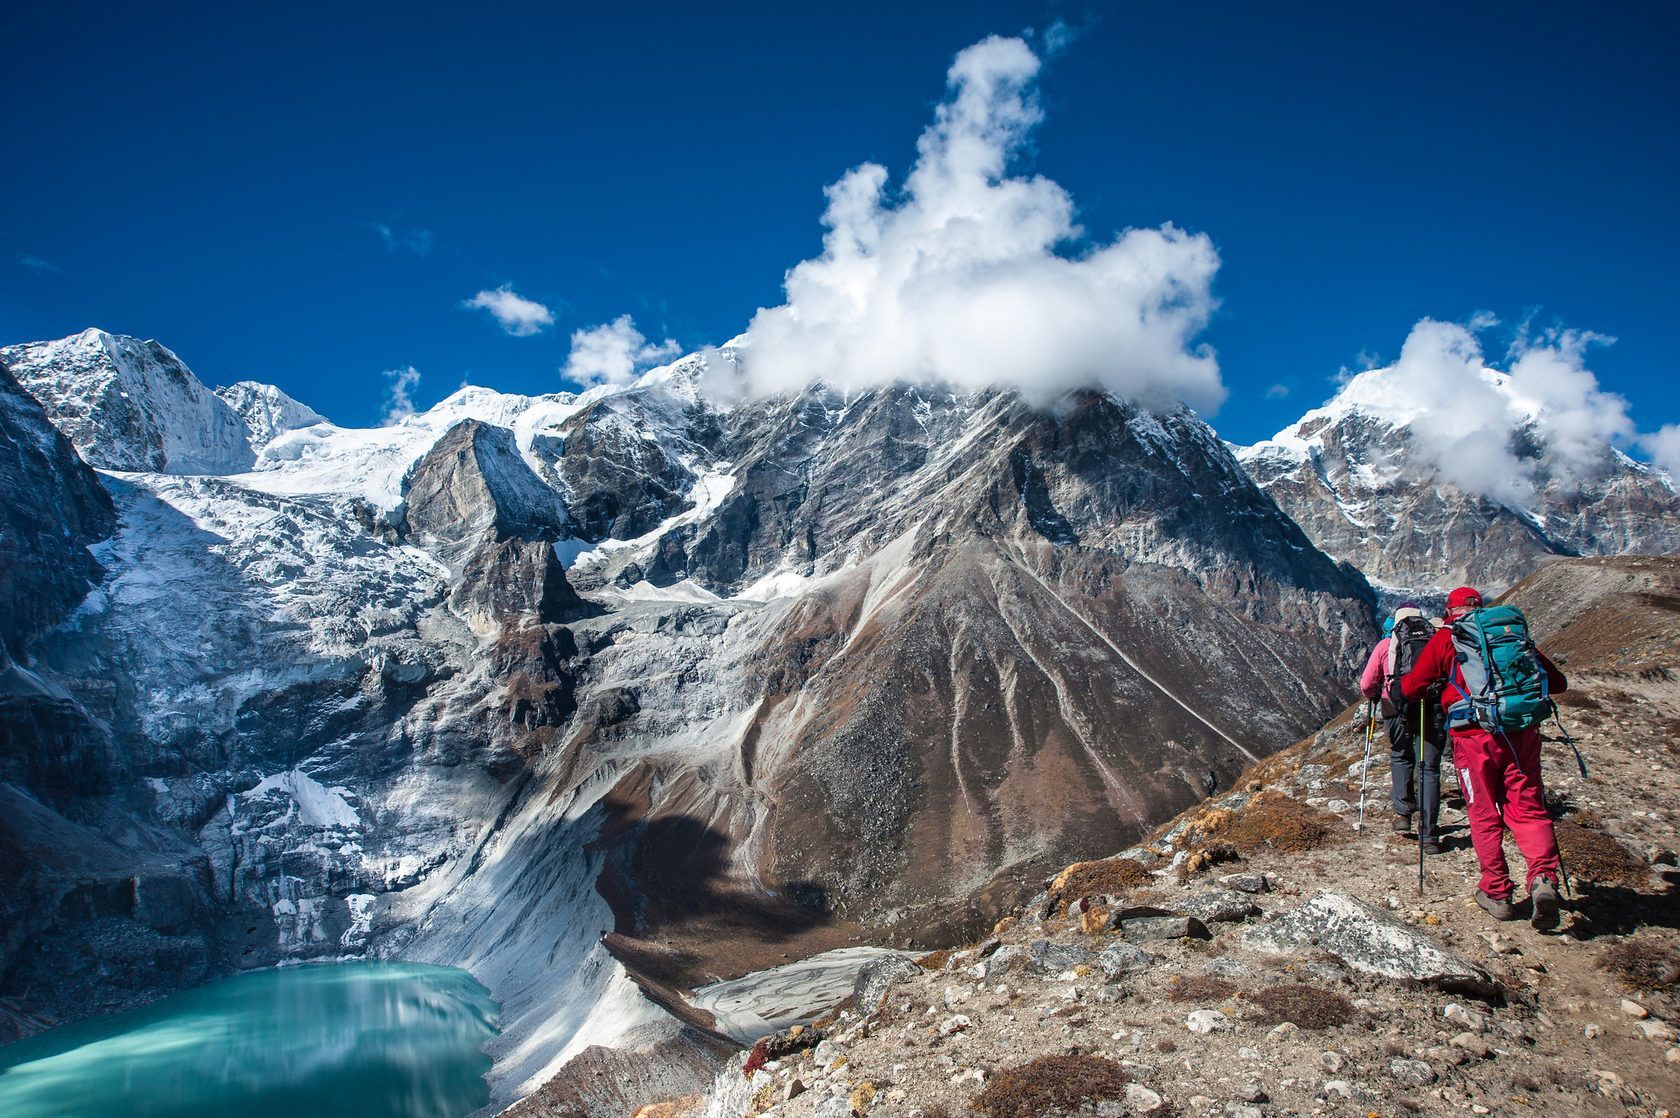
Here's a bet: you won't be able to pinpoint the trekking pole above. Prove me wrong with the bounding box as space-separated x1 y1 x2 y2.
1551 709 1589 779
1417 700 1427 895
1356 702 1376 832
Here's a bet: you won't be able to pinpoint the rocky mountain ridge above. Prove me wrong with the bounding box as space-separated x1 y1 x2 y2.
1236 366 1680 595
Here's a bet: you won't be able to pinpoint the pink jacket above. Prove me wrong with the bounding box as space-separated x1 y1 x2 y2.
1359 637 1391 700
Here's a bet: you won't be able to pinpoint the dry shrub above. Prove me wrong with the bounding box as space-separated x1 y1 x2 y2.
808 997 854 1031
971 1054 1131 1118
1559 803 1599 827
1200 793 1341 855
1556 821 1650 888
1178 841 1240 880
1052 858 1154 912
1597 941 1680 992
917 949 954 972
1554 691 1601 710
1167 974 1237 1003
1245 984 1358 1029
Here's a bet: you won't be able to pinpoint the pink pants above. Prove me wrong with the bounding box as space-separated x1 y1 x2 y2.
1451 725 1561 899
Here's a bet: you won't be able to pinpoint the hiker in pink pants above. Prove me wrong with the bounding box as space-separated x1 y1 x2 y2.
1401 586 1568 929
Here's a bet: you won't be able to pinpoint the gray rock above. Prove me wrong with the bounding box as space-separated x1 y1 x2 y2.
813 1096 853 1118
852 952 923 1015
1220 872 1271 894
1178 889 1260 924
1125 1083 1166 1114
1242 892 1497 998
979 944 1026 979
1096 941 1156 977
1388 1058 1437 1086
1118 915 1212 942
1186 1009 1231 1034
1205 957 1256 980
1026 939 1096 974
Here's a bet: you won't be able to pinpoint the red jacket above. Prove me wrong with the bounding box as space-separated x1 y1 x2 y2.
1400 626 1567 715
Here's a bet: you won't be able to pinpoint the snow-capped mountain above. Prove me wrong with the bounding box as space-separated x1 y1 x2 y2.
1 331 1377 1112
1 329 255 474
1237 366 1680 594
214 380 328 451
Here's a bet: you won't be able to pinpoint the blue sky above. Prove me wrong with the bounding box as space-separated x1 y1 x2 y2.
3 1 1675 444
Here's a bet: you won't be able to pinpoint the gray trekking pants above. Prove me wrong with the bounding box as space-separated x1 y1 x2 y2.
1390 735 1444 840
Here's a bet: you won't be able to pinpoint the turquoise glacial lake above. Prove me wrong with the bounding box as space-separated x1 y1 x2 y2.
0 961 500 1118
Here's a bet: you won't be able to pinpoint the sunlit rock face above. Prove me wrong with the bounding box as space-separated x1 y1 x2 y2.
0 330 1375 1109
1 330 254 474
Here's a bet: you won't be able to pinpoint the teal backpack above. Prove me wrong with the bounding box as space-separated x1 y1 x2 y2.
1447 605 1552 733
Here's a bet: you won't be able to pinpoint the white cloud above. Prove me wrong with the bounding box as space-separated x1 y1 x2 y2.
463 284 555 336
1645 425 1680 479
735 34 1224 411
374 223 434 256
382 365 421 425
16 253 61 273
1506 327 1633 478
563 315 680 387
1332 317 1641 504
1266 383 1290 399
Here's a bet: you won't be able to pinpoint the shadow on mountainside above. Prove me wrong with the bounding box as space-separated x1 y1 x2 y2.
592 807 869 991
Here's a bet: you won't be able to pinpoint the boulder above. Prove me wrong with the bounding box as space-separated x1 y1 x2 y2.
1026 939 1096 974
1096 941 1155 977
1177 890 1260 924
1117 915 1211 942
978 944 1025 979
1242 892 1498 998
1186 1010 1230 1034
852 953 923 1015
1219 872 1271 894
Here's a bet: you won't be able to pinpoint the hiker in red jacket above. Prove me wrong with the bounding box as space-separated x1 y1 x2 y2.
1401 586 1569 929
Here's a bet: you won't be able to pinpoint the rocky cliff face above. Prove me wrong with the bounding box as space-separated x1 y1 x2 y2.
1 330 254 474
0 330 1382 1112
0 359 115 658
1237 369 1680 595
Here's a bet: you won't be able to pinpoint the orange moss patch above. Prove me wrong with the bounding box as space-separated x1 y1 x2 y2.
1182 792 1341 856
971 1054 1131 1118
916 949 955 971
1050 858 1154 913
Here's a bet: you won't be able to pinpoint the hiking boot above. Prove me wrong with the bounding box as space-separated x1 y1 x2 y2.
1392 813 1413 834
1419 838 1443 856
1476 891 1516 921
1530 876 1561 932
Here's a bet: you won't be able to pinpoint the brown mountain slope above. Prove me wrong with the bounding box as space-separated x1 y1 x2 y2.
669 555 1680 1118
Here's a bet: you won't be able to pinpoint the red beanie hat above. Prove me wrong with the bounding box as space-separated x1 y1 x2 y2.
1447 586 1483 611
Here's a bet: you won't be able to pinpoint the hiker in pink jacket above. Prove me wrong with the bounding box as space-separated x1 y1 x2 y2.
1359 602 1447 852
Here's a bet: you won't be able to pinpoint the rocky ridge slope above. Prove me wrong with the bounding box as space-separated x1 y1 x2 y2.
658 554 1680 1118
1237 368 1680 595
